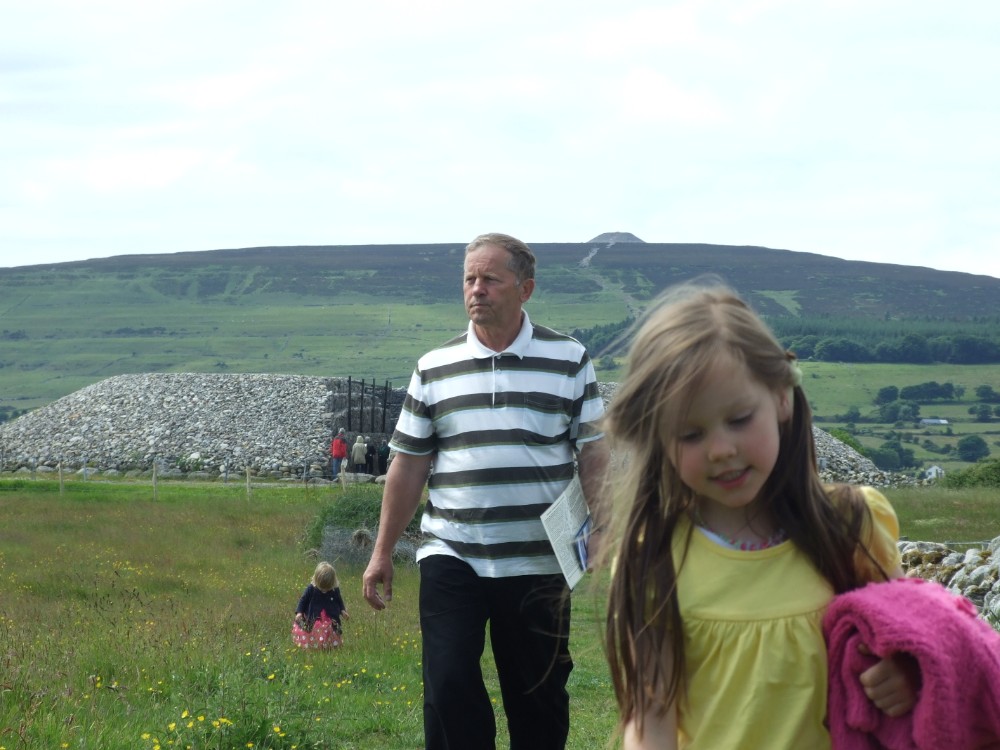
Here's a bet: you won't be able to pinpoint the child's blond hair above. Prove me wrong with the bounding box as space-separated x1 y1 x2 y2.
311 561 339 592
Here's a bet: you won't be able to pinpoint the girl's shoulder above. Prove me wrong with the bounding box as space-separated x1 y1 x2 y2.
823 484 896 524
823 483 892 512
825 483 901 580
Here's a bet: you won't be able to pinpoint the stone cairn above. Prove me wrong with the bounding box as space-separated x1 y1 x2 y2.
0 373 403 481
2 374 997 623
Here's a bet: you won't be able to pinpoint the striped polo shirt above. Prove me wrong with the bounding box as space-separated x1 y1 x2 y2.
390 311 606 578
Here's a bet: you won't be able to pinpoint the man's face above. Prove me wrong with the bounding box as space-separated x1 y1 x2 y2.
463 244 534 335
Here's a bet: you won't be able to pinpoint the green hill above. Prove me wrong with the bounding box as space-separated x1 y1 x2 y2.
2 240 999 415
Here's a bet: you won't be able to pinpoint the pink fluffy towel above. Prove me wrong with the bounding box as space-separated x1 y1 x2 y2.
823 576 1000 750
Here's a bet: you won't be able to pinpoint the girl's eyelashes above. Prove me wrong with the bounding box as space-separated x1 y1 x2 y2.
678 411 754 441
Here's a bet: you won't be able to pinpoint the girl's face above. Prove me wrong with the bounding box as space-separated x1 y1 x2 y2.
670 357 791 524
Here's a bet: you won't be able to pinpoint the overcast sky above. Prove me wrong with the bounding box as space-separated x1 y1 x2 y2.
2 0 998 279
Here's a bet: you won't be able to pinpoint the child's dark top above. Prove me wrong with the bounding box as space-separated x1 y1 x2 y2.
296 584 347 624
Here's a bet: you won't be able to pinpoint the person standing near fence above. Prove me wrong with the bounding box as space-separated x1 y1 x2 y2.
330 428 348 478
362 232 608 750
377 439 390 475
351 435 367 474
365 436 378 475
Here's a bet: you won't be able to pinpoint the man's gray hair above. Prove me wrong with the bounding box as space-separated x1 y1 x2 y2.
466 233 536 283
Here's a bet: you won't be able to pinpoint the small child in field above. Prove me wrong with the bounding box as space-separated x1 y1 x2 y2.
602 282 919 749
293 562 349 648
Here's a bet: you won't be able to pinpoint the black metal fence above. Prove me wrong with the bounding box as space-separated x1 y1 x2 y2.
337 376 403 437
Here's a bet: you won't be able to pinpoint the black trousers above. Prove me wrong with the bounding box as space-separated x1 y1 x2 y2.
419 555 573 750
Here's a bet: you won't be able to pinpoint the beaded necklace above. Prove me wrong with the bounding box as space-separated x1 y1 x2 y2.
692 506 789 551
697 523 789 551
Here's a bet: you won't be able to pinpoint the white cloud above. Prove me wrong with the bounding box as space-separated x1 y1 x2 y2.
617 68 726 125
0 0 998 280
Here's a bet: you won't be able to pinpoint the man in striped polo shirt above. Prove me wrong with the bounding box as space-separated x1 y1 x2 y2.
363 233 608 749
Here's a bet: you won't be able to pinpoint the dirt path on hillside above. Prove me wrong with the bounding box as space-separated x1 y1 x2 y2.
576 247 642 318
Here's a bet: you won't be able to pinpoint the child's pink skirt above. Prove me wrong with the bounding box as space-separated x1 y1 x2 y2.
291 611 342 649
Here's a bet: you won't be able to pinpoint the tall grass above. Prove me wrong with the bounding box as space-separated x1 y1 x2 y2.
0 480 615 749
889 485 1000 546
2 479 997 749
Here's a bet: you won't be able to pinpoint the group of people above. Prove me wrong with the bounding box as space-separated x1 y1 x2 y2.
291 232 989 750
328 428 389 477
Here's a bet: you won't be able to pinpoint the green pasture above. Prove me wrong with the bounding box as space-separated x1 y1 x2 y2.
4 267 1000 479
0 480 616 750
0 286 630 413
1 477 998 749
794 362 1000 473
798 362 1000 419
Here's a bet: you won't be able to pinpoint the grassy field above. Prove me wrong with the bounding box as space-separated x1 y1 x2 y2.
797 362 1000 419
793 362 1000 474
0 479 616 750
2 477 998 749
0 294 631 415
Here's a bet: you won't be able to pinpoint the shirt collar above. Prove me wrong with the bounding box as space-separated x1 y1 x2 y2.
467 310 533 359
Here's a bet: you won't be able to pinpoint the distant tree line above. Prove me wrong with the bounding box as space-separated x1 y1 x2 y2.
571 317 634 358
830 381 1000 426
574 316 1000 365
774 316 1000 363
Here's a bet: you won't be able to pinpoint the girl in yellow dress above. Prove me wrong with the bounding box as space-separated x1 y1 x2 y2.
602 282 919 749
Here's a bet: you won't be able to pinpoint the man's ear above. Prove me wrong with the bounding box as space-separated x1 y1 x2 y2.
519 278 535 302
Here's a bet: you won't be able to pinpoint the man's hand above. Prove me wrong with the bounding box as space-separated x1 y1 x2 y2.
362 552 394 610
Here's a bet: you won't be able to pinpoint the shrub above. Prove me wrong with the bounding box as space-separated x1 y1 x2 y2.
942 458 1000 489
957 434 990 463
305 484 424 549
828 428 866 456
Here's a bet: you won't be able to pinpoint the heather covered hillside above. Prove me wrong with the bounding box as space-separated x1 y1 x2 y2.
1 239 999 415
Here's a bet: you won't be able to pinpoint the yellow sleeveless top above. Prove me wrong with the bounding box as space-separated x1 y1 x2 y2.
672 487 901 749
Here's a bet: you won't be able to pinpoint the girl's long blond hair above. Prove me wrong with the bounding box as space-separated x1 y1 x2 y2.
602 281 886 734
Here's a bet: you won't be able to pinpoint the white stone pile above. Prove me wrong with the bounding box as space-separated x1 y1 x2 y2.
1 373 911 486
0 373 337 477
900 538 1000 626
